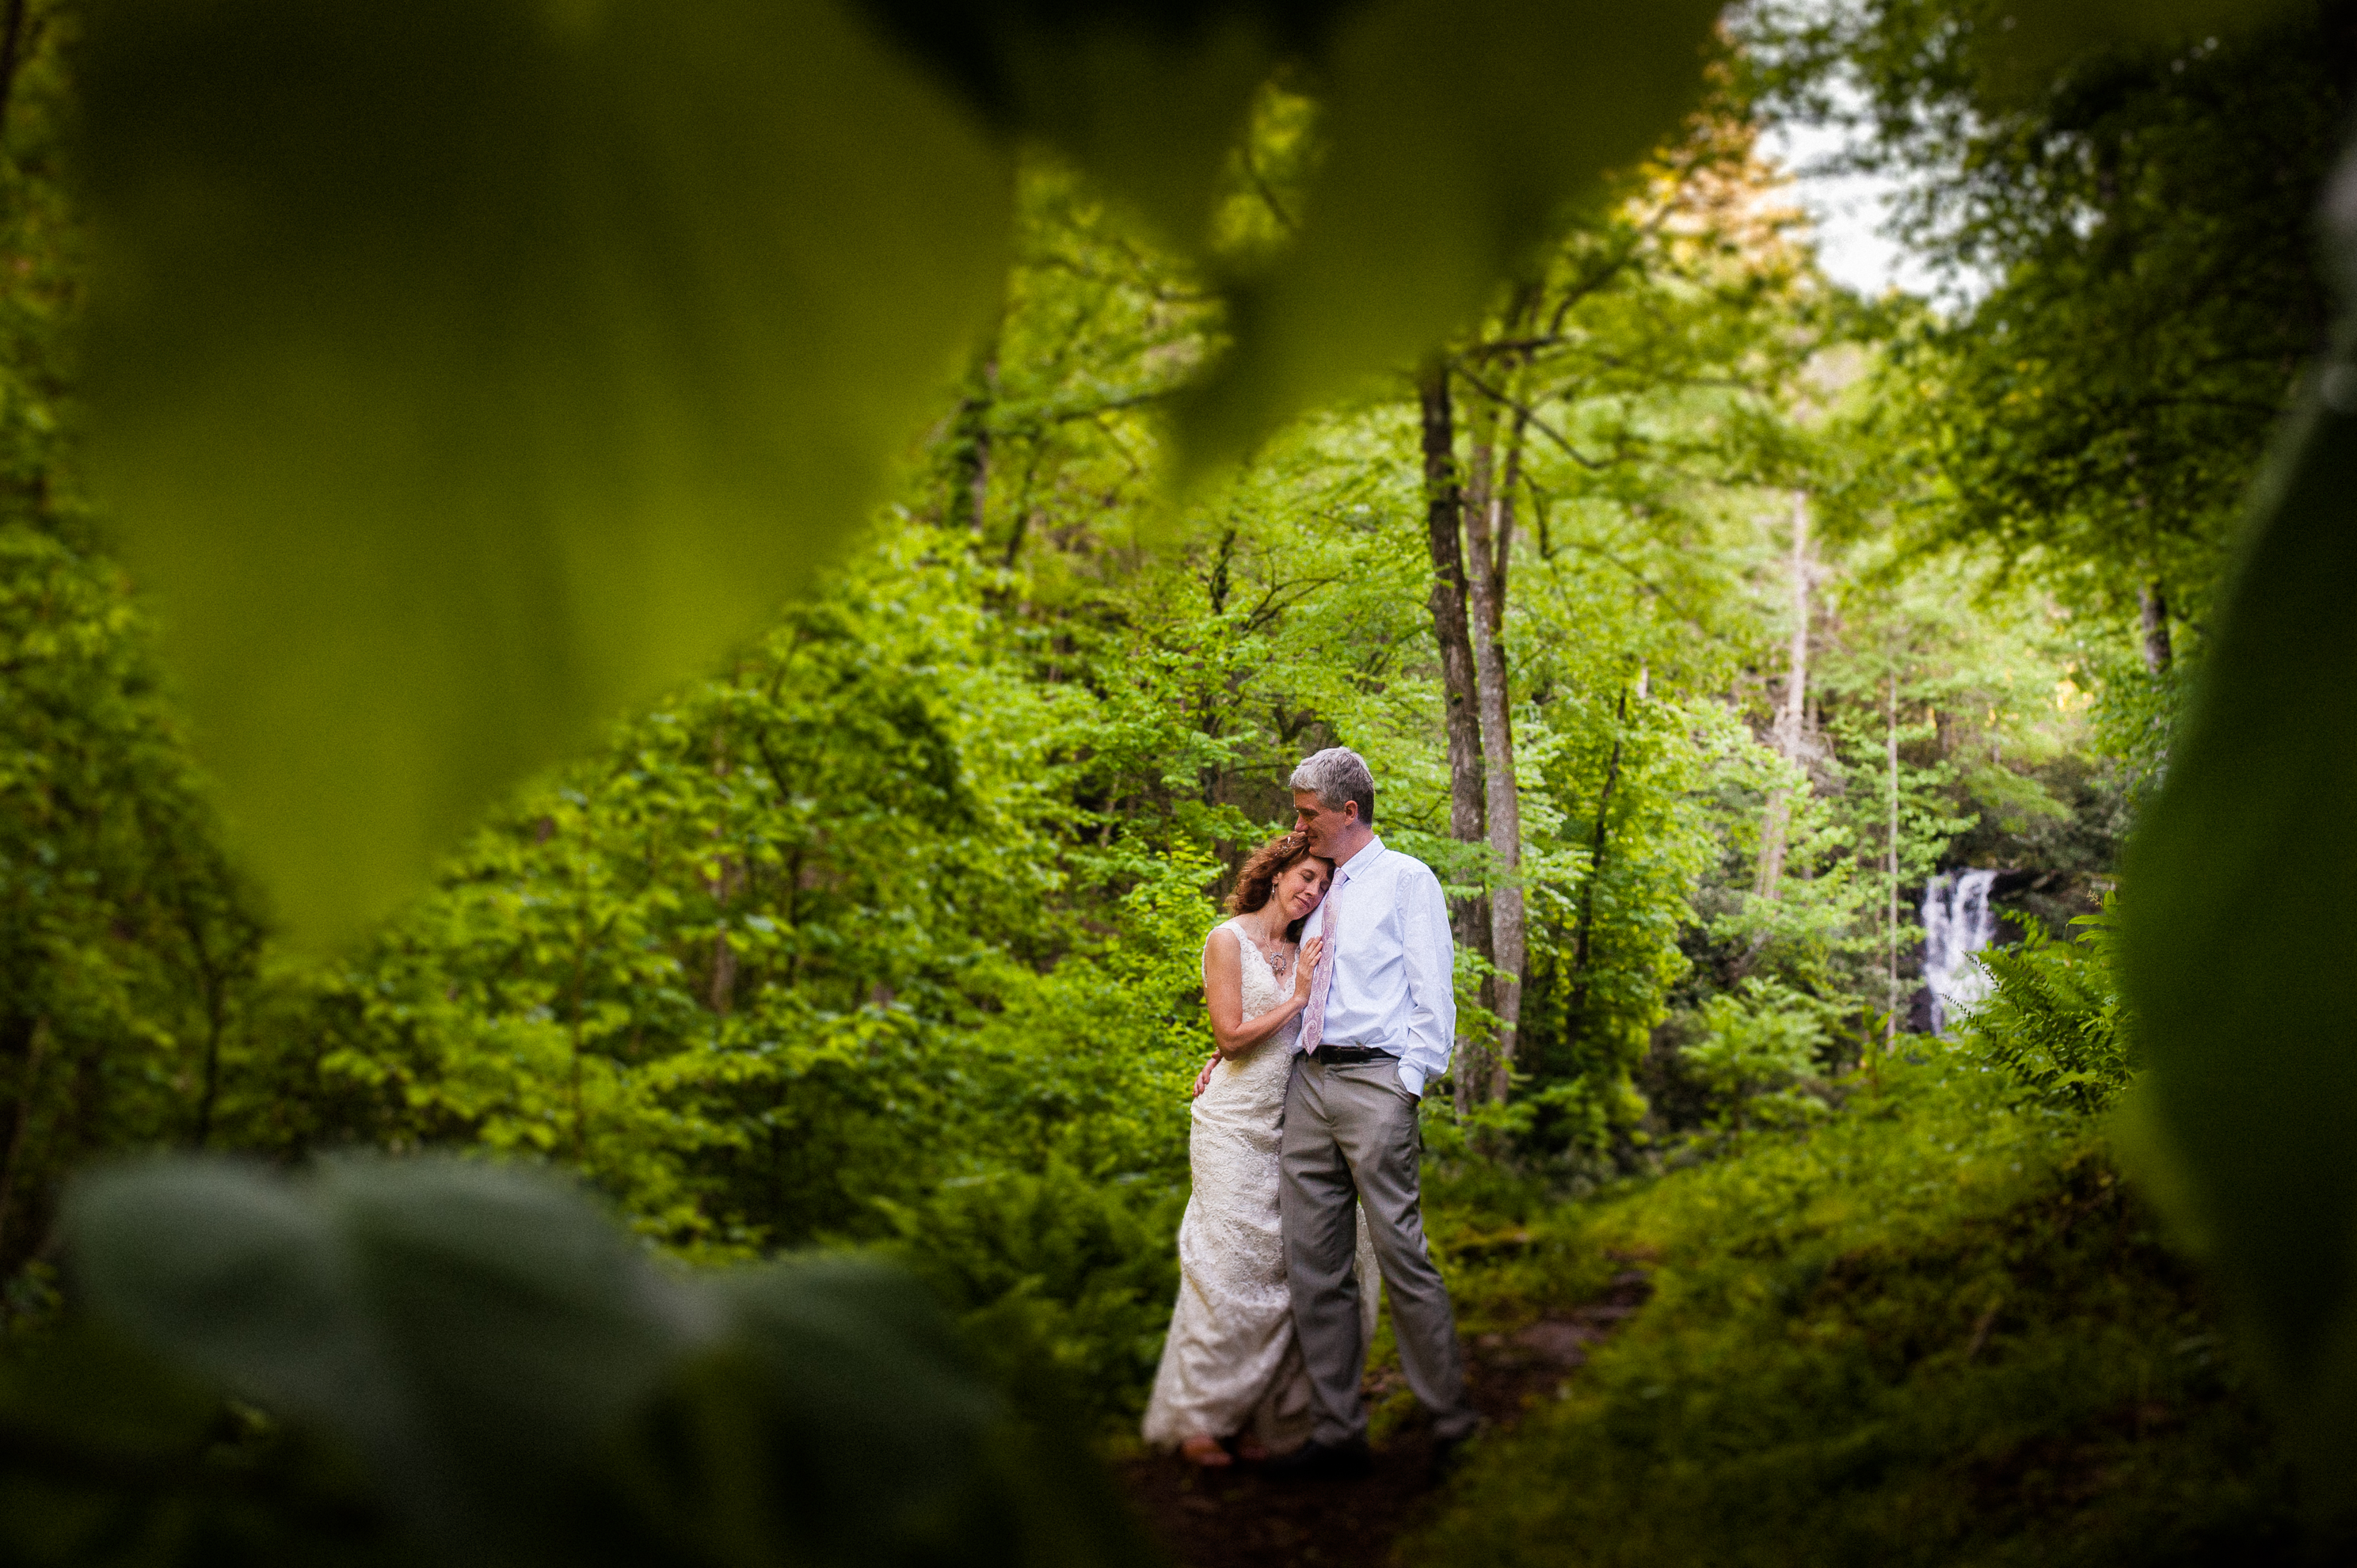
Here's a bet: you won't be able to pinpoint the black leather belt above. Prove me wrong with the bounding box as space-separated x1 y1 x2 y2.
1312 1045 1387 1064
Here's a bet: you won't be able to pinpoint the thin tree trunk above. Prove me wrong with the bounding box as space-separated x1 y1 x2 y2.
1569 686 1631 1026
1464 413 1525 1104
1886 670 1901 1050
1422 360 1486 849
173 886 233 1151
0 1016 48 1269
950 348 996 533
1757 493 1810 900
0 0 30 137
1418 358 1491 1113
2138 580 2173 674
192 965 227 1150
709 727 741 1015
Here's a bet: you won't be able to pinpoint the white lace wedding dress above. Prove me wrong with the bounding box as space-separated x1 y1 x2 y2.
1140 917 1380 1452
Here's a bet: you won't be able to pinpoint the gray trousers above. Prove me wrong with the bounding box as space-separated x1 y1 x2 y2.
1279 1052 1477 1445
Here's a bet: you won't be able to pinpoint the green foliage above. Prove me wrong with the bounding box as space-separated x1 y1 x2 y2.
0 13 291 1292
1685 978 1834 1134
0 523 276 1278
882 1164 1182 1435
2086 653 2185 814
1961 901 2132 1115
1751 0 2344 638
297 530 1215 1268
21 1155 1144 1566
1414 1061 2298 1566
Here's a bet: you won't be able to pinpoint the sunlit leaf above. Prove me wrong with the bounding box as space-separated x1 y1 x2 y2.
82 0 1012 944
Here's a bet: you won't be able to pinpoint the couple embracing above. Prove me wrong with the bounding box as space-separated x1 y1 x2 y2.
1141 747 1481 1479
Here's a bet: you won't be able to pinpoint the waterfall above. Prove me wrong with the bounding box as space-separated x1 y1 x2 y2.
1921 869 2001 1035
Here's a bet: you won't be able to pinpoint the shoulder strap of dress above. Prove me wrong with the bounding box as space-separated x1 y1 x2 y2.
1201 917 1241 984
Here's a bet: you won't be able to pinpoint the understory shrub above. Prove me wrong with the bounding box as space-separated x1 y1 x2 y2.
882 1163 1183 1437
1412 1058 2297 1566
1959 900 2134 1114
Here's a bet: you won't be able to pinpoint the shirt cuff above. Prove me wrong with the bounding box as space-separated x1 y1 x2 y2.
1397 1063 1426 1098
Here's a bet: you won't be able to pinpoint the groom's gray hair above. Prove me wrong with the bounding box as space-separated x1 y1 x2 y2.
1290 747 1376 826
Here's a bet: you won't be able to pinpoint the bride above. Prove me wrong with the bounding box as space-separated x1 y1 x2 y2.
1141 832 1380 1467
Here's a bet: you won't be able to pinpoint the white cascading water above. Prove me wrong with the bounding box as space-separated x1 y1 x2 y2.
1921 869 2001 1035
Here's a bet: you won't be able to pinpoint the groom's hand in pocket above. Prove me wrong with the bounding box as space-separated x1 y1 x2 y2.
1191 1052 1220 1098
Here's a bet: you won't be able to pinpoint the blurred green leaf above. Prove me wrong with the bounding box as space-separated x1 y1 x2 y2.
865 0 1727 459
67 1158 717 1552
82 0 1013 945
2119 134 2357 1508
1980 0 2305 90
75 0 1733 948
858 0 1334 250
1187 0 1722 458
62 1158 1148 1566
0 1323 398 1562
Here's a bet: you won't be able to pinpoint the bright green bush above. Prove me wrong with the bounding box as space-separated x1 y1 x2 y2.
882 1163 1183 1434
1685 977 1837 1134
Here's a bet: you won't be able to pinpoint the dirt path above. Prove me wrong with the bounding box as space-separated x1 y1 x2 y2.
1121 1269 1651 1568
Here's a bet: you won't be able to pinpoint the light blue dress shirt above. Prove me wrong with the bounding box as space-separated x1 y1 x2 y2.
1295 837 1456 1097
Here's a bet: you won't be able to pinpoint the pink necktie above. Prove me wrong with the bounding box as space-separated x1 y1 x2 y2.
1298 873 1344 1052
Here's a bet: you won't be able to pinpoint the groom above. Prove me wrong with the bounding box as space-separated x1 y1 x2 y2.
1272 746 1480 1479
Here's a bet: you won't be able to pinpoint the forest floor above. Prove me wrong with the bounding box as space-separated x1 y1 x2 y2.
1121 1266 1653 1568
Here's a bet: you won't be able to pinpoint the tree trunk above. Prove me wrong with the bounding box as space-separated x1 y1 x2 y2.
0 0 30 136
1422 361 1486 850
709 727 741 1014
1886 670 1901 1050
952 352 997 533
0 1016 48 1271
1756 492 1811 900
1463 413 1525 1104
2138 580 2173 674
1418 358 1491 1113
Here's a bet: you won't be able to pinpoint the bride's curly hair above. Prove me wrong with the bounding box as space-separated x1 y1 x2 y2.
1225 832 1330 940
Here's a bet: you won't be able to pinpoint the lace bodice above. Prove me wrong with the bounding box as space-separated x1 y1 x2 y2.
1230 919 1298 1028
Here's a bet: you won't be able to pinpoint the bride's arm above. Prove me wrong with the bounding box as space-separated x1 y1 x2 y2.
1204 929 1317 1058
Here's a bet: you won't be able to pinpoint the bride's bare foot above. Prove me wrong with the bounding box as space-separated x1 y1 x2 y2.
1180 1433 1233 1467
1236 1437 1270 1463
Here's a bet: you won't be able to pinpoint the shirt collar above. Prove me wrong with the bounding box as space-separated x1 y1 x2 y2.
1332 835 1384 878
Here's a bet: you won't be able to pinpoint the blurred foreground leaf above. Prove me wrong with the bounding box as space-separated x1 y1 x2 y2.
58 1158 1144 1566
82 0 1013 944
862 0 1726 456
1999 0 2304 86
1184 0 1721 456
2119 134 2357 1510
